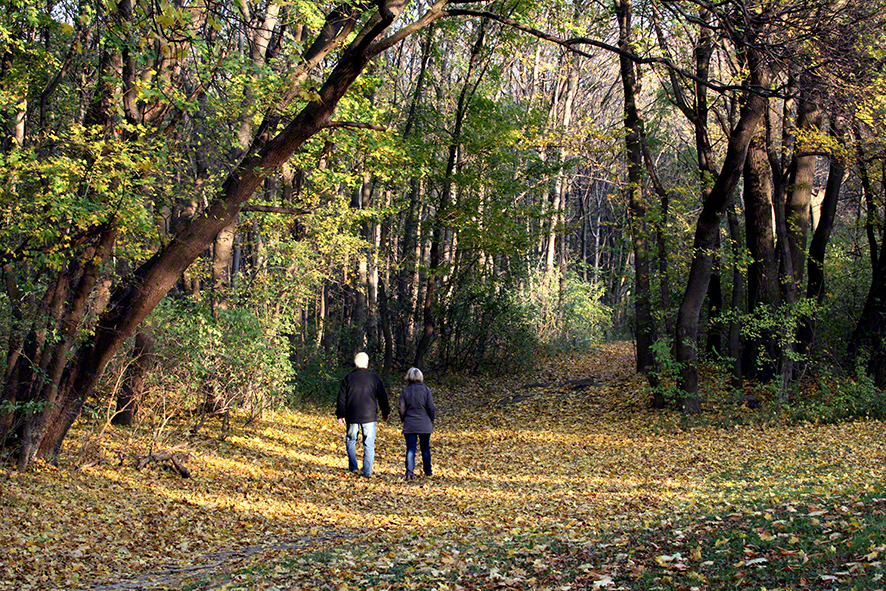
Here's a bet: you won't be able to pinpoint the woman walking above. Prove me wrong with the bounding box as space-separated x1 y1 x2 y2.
398 367 436 480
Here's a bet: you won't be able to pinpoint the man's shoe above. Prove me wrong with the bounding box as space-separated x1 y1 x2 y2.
405 474 415 481
349 470 360 476
361 473 373 479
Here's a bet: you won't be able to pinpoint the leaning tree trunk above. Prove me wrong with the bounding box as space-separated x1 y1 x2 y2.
23 2 432 469
16 226 119 471
675 53 769 412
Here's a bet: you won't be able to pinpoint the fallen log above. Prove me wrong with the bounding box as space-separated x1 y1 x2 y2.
137 445 191 478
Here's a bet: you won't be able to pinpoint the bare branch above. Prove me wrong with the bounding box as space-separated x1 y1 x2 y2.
442 8 781 97
369 0 450 56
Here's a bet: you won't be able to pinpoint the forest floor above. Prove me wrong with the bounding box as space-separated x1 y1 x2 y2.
2 342 886 590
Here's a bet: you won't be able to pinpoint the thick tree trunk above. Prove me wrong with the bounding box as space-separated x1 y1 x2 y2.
18 226 119 469
785 83 822 291
742 127 779 381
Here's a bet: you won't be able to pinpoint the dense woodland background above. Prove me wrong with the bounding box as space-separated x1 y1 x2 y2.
2 0 886 471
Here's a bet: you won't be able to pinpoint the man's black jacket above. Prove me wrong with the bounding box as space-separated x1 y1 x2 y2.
336 368 390 424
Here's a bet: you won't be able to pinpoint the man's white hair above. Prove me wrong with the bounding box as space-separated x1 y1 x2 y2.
354 352 369 368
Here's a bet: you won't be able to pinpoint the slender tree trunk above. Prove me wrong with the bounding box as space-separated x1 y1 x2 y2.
414 20 487 368
855 122 880 270
797 117 846 359
396 27 433 362
706 231 724 355
112 331 155 427
849 249 886 387
212 222 236 314
615 0 658 397
726 202 744 387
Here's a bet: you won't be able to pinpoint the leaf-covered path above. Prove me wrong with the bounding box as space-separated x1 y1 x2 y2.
2 342 885 590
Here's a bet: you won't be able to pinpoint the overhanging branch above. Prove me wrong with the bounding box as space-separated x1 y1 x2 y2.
322 121 388 131
241 204 312 215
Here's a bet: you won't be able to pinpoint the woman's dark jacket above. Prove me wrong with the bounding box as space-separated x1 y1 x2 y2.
336 368 390 424
398 382 436 434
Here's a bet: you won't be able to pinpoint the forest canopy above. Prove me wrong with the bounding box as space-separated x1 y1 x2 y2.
2 0 886 470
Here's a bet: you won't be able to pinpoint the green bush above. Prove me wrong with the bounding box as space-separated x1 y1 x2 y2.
288 352 344 404
790 362 886 424
145 298 294 417
519 269 612 353
436 284 537 373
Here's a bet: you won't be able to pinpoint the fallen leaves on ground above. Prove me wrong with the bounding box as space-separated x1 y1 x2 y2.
1 342 884 590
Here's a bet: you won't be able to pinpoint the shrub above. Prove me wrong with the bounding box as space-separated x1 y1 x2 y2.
519 269 613 353
790 362 886 424
143 298 294 424
436 284 537 374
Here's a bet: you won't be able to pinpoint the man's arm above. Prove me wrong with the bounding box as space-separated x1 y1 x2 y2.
377 377 391 420
336 375 349 421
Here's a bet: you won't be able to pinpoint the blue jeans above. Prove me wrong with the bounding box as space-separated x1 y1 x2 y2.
346 422 377 477
404 433 432 477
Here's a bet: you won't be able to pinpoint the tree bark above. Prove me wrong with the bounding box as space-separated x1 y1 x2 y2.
797 118 845 360
675 52 769 412
414 19 487 368
785 81 822 291
615 0 658 397
726 202 744 388
112 331 155 427
742 126 779 381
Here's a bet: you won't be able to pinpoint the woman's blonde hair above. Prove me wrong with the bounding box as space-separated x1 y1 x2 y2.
405 367 424 383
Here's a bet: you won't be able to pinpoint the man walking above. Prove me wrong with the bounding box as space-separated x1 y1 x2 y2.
336 352 390 478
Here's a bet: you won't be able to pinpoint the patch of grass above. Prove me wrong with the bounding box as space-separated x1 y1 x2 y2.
175 488 886 590
569 488 886 591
